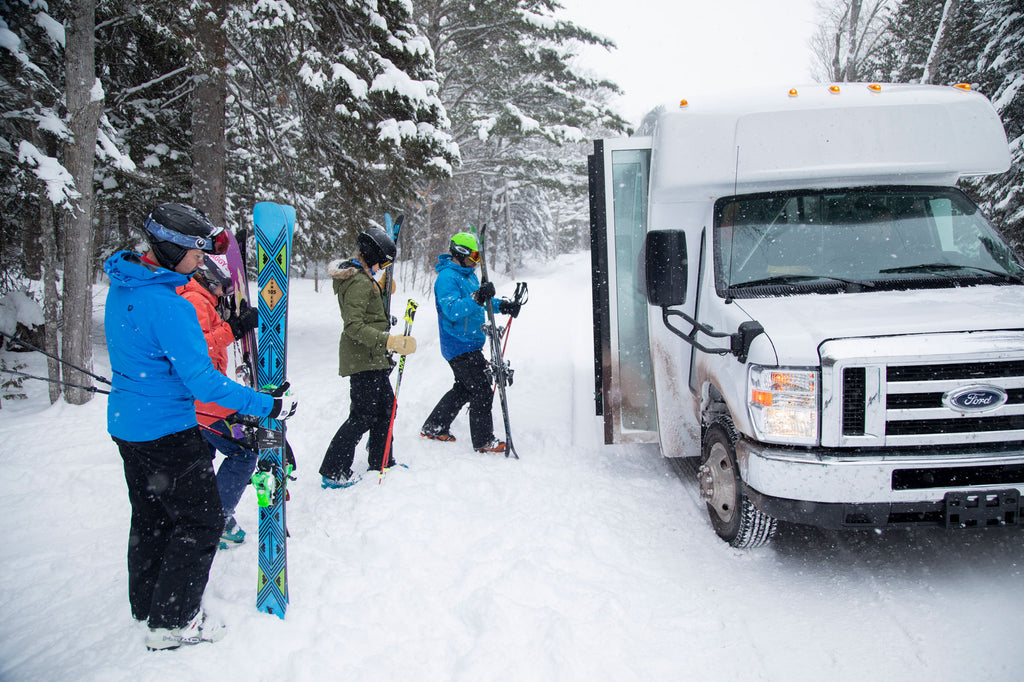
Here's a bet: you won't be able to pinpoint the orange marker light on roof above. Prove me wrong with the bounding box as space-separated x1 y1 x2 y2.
679 99 688 108
954 83 972 91
789 88 798 97
868 83 882 92
829 85 841 94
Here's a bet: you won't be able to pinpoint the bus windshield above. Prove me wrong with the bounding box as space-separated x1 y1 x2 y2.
714 186 1024 296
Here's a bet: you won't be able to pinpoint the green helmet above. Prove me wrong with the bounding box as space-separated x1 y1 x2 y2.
449 232 480 263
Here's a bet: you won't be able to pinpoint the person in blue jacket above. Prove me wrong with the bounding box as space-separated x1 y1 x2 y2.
104 203 298 651
420 231 523 453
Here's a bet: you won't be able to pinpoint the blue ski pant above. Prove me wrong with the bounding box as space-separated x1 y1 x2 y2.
114 427 221 630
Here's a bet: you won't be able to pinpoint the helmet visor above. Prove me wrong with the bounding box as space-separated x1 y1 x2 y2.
144 217 229 255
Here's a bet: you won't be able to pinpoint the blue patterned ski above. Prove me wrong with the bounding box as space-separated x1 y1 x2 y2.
253 201 294 618
382 212 404 323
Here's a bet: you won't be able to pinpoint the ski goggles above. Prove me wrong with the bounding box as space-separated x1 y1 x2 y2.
453 245 481 264
144 216 229 255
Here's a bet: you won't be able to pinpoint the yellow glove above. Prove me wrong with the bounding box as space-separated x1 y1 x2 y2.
385 334 417 355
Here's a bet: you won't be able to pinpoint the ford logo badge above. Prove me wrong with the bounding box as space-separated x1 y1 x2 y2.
942 385 1007 413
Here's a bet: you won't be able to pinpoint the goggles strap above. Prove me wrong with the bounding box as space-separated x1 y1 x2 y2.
145 216 226 253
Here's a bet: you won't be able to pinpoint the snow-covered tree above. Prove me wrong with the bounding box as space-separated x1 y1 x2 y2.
401 0 627 278
868 0 984 84
972 0 1024 247
0 0 69 283
811 0 893 82
0 0 68 402
229 0 459 272
810 0 1023 254
94 1 192 253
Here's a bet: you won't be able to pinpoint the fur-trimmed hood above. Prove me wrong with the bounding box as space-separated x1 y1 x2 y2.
328 257 363 281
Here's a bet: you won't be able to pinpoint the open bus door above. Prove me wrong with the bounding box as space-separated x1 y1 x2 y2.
589 137 659 445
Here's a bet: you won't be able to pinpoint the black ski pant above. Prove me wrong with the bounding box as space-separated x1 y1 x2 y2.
320 368 395 479
113 427 222 630
421 350 495 449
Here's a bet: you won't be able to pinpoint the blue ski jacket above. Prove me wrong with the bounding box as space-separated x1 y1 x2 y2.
103 251 273 442
433 254 502 362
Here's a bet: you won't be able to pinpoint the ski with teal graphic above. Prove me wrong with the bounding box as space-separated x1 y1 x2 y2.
252 201 295 618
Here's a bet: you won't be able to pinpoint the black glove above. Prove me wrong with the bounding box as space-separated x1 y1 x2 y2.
265 381 298 420
229 305 259 340
471 281 496 305
498 298 521 318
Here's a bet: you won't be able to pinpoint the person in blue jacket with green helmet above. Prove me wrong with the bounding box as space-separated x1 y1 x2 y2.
420 231 523 453
104 202 298 651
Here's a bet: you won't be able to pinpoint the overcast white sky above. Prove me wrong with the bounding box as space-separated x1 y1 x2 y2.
556 0 822 126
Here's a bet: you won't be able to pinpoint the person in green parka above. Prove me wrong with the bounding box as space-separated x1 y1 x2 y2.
319 228 416 488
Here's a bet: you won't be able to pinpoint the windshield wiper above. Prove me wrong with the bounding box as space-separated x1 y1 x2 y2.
730 274 875 290
879 262 1024 283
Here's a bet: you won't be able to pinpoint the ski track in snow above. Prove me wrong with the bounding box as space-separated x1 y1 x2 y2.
1 252 1022 681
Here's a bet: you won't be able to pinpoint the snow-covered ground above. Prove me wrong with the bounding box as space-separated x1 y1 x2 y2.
1 252 1021 681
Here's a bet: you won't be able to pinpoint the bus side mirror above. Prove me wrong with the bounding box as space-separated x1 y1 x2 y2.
645 230 687 307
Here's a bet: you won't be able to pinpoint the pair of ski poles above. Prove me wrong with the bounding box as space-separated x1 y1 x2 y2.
492 281 528 396
0 330 111 395
378 299 418 483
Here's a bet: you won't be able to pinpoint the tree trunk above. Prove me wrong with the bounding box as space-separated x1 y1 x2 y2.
40 194 61 404
503 178 515 279
844 0 862 81
63 0 102 406
22 189 43 280
192 0 228 225
921 0 957 84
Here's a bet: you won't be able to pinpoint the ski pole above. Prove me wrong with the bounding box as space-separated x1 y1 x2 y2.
492 282 527 397
499 282 528 358
379 299 418 483
0 330 111 385
0 368 110 394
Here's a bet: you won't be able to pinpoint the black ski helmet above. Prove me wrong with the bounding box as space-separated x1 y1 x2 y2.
356 227 397 268
143 203 228 269
194 255 234 296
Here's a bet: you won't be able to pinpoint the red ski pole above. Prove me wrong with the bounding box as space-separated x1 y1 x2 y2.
379 299 418 483
493 282 528 395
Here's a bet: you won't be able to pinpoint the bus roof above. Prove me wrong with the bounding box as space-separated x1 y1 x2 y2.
637 83 1010 203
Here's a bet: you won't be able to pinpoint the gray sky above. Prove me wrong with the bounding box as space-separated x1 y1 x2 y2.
557 0 822 126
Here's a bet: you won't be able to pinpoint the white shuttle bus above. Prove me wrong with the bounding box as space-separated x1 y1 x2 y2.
589 83 1024 547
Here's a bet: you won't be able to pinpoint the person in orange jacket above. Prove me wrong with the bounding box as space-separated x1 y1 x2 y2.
177 255 259 547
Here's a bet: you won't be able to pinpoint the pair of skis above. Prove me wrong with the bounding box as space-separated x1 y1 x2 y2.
225 202 295 619
476 224 520 460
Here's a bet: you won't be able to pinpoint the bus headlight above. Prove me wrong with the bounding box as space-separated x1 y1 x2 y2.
747 366 818 445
